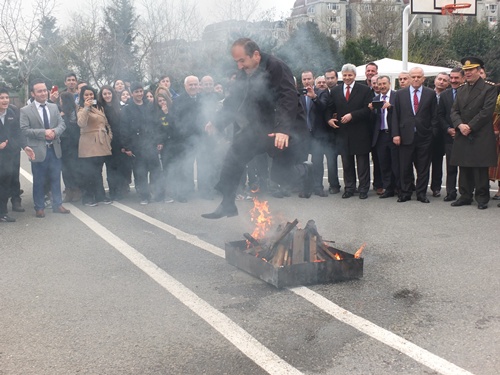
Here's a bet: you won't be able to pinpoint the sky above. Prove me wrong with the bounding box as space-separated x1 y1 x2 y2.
42 0 296 26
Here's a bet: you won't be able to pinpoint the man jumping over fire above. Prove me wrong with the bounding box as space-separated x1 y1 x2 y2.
202 38 312 219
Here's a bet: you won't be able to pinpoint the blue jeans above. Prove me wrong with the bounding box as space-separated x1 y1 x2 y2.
31 147 62 211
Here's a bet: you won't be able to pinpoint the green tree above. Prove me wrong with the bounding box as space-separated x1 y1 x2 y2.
340 37 387 66
275 22 339 78
99 0 140 83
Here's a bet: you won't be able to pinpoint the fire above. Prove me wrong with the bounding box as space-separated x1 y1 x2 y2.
333 253 343 261
249 197 273 240
354 242 366 259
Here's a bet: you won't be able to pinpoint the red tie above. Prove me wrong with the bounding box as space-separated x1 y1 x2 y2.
413 90 419 114
345 85 350 101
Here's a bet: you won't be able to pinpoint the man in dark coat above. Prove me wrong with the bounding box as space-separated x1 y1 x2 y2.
201 38 312 219
0 87 35 222
392 66 439 203
437 67 465 202
450 57 498 209
326 63 373 199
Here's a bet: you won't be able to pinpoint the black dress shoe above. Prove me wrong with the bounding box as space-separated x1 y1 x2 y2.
492 194 500 200
417 195 430 203
329 186 340 194
379 191 395 199
397 196 411 203
451 200 471 207
314 190 328 197
443 194 457 202
432 190 441 197
359 192 368 199
477 203 488 210
11 202 25 212
342 192 353 199
201 204 238 219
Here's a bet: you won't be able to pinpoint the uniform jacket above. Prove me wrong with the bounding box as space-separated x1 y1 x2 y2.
326 82 373 155
371 90 396 147
20 101 66 162
0 106 26 154
450 78 497 167
391 86 438 145
77 106 112 158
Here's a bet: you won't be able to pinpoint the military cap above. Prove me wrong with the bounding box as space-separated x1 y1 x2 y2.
460 56 484 70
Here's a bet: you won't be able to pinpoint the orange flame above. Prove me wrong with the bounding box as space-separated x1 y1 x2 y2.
333 253 343 261
354 242 366 259
249 197 273 240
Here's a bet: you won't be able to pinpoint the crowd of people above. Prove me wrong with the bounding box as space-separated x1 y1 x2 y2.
1 38 499 223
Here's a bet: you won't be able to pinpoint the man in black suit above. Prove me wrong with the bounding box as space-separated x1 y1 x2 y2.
324 68 341 194
437 68 464 202
429 72 450 197
300 70 328 197
326 64 373 199
369 76 399 198
392 66 439 203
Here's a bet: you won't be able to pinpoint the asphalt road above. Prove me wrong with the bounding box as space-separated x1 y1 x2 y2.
0 156 499 375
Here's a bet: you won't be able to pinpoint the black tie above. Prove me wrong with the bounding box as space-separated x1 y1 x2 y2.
41 104 50 129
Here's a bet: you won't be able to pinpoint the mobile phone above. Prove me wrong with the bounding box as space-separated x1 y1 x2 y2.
51 85 58 94
301 88 308 95
92 99 97 105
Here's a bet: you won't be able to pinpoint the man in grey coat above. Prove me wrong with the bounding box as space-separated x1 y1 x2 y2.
450 57 498 209
20 79 70 218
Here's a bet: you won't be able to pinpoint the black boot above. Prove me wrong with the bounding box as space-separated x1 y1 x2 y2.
11 199 25 212
201 202 238 219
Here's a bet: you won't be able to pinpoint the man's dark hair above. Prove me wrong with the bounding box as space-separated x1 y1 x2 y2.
30 78 46 92
65 72 77 81
232 38 261 57
451 67 464 76
377 75 391 83
366 62 378 70
0 87 9 96
325 68 338 78
158 75 170 82
301 70 314 77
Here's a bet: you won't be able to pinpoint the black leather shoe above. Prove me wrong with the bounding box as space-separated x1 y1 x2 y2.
359 192 368 199
329 186 340 194
477 203 488 210
301 161 314 198
397 196 411 203
451 200 471 207
342 192 353 199
379 191 395 199
443 194 457 202
201 204 238 219
314 190 328 197
417 195 430 203
432 190 441 197
492 194 500 200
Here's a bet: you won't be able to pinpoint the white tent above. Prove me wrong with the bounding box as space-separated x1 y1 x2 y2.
355 58 452 87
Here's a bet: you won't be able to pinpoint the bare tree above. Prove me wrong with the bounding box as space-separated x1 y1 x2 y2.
353 0 402 51
139 0 202 83
0 0 56 97
213 0 262 22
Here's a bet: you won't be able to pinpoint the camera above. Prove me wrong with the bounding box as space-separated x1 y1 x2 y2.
301 88 308 95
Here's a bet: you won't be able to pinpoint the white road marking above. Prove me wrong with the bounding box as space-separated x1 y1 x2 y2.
67 203 303 375
110 202 475 375
289 287 474 375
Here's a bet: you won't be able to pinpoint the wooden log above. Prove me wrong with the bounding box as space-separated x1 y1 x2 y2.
264 219 299 261
309 235 317 262
292 229 306 264
271 243 287 267
243 233 262 248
